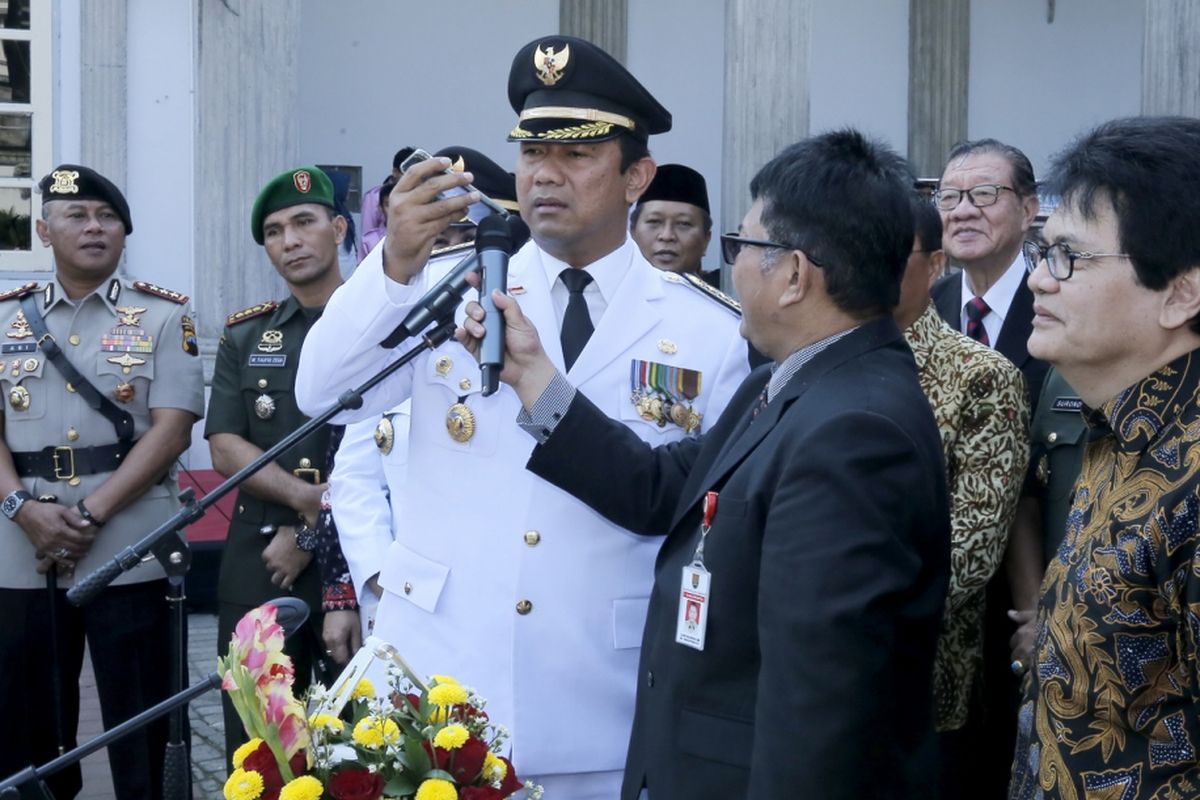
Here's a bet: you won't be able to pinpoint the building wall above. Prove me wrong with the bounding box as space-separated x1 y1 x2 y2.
968 0 1143 176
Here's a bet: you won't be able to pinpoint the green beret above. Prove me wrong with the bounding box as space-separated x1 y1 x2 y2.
507 35 671 144
38 164 133 234
250 166 336 245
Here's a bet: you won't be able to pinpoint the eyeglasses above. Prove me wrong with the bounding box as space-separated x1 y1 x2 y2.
720 232 820 266
932 184 1015 212
1022 240 1130 281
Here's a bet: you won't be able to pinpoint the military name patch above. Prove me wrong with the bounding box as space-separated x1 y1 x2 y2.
1052 396 1083 412
1 342 36 354
248 354 287 367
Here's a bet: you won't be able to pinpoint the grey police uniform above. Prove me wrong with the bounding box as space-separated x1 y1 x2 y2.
0 277 204 588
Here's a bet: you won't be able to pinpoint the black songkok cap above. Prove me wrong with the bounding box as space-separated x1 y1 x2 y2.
637 164 710 215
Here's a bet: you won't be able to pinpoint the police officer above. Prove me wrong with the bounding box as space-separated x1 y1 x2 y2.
205 166 345 764
0 165 204 799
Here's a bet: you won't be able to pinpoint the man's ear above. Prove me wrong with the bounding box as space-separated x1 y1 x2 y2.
332 214 348 247
624 158 656 205
35 218 50 248
926 250 947 291
1020 192 1040 230
777 250 812 308
1161 266 1200 331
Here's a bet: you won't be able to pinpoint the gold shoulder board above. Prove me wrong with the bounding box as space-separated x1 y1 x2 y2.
226 300 279 327
132 281 190 305
678 272 741 316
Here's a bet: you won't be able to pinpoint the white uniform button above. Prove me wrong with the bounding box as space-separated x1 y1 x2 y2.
1048 432 1058 444
404 582 413 595
524 530 540 546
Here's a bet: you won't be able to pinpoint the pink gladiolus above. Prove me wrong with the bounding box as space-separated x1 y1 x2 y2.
264 681 309 758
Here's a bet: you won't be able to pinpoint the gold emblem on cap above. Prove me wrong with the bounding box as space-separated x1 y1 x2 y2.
533 42 570 86
435 355 453 376
6 310 32 340
449 156 466 173
258 330 284 353
48 170 80 195
446 402 476 443
374 416 395 455
9 385 29 412
293 170 312 193
657 339 677 355
255 393 276 420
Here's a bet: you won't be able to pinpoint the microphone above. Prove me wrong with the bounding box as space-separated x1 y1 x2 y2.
270 597 311 638
477 214 514 396
379 250 481 348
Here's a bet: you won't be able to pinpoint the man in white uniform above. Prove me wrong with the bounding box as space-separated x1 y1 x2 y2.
296 36 749 798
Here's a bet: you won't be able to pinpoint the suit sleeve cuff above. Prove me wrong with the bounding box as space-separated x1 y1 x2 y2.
517 371 575 444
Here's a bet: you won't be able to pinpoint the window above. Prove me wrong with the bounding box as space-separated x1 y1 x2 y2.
0 0 51 269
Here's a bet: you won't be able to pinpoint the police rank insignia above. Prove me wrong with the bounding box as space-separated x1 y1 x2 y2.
374 416 395 455
181 315 199 356
446 402 476 443
630 359 703 434
131 281 189 305
533 42 570 86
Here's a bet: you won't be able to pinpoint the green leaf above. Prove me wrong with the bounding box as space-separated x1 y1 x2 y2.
422 768 456 783
384 774 417 796
404 736 431 774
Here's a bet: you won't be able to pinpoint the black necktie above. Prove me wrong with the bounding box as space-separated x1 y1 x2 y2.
559 269 594 371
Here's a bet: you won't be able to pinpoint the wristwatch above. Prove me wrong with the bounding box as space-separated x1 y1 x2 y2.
2 489 33 520
294 521 319 553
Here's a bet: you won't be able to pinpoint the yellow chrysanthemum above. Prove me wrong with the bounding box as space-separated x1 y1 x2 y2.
429 674 460 685
307 713 344 733
351 677 375 699
278 775 323 800
415 778 458 800
223 767 264 800
483 751 507 782
433 723 469 750
231 738 264 770
427 682 468 707
352 716 401 749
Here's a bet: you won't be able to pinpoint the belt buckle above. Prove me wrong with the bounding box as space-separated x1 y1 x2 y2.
293 467 321 485
52 446 76 481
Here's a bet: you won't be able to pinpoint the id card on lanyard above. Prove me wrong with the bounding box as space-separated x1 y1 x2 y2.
676 491 717 651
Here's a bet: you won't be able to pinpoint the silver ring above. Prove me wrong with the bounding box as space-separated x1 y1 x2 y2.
1010 659 1026 675
53 547 70 560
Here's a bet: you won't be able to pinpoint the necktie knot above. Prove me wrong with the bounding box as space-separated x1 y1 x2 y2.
560 268 593 295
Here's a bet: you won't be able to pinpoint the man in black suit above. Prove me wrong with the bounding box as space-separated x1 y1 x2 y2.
459 130 951 799
930 139 1045 798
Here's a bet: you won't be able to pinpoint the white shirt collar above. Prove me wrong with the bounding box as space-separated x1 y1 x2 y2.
540 236 634 328
957 252 1025 344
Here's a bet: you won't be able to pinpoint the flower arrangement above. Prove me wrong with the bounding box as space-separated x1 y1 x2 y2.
218 604 540 800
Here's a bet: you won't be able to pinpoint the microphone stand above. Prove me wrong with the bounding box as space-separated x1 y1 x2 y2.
55 317 458 800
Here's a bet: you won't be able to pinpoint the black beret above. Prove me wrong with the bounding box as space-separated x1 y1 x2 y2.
637 164 710 215
433 146 518 214
38 165 133 234
507 35 671 144
250 166 337 245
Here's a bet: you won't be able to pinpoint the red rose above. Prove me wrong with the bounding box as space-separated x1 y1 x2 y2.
459 787 504 800
242 743 306 799
497 757 522 797
421 736 489 784
328 767 385 800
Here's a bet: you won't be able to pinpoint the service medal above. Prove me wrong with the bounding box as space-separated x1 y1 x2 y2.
374 416 395 454
254 393 276 420
9 385 29 412
114 382 135 403
446 402 476 443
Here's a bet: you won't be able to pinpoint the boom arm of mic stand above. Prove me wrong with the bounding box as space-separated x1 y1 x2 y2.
66 318 459 607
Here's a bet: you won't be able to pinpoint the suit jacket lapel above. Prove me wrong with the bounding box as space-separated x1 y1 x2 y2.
566 254 662 386
931 273 962 331
669 318 907 530
514 246 568 371
995 276 1034 370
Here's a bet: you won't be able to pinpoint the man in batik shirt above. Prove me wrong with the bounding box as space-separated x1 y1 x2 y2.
1009 116 1200 799
895 196 1029 799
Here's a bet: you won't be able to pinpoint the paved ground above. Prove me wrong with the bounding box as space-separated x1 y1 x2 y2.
76 613 226 799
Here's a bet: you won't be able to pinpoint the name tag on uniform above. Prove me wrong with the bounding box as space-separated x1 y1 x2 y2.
0 343 36 354
248 354 287 367
1051 396 1082 412
676 563 711 651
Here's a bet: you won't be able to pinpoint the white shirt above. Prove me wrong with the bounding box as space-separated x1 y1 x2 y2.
957 252 1025 347
541 237 634 330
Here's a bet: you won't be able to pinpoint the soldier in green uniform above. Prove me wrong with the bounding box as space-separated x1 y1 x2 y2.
0 165 204 800
205 166 346 764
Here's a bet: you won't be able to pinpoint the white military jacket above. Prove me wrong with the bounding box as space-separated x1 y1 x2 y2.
296 237 748 776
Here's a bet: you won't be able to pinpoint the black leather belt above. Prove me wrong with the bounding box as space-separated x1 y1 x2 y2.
12 440 137 482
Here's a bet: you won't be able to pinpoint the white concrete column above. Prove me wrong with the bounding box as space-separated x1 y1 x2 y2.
1143 0 1200 116
79 0 127 184
560 0 627 63
907 0 969 177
